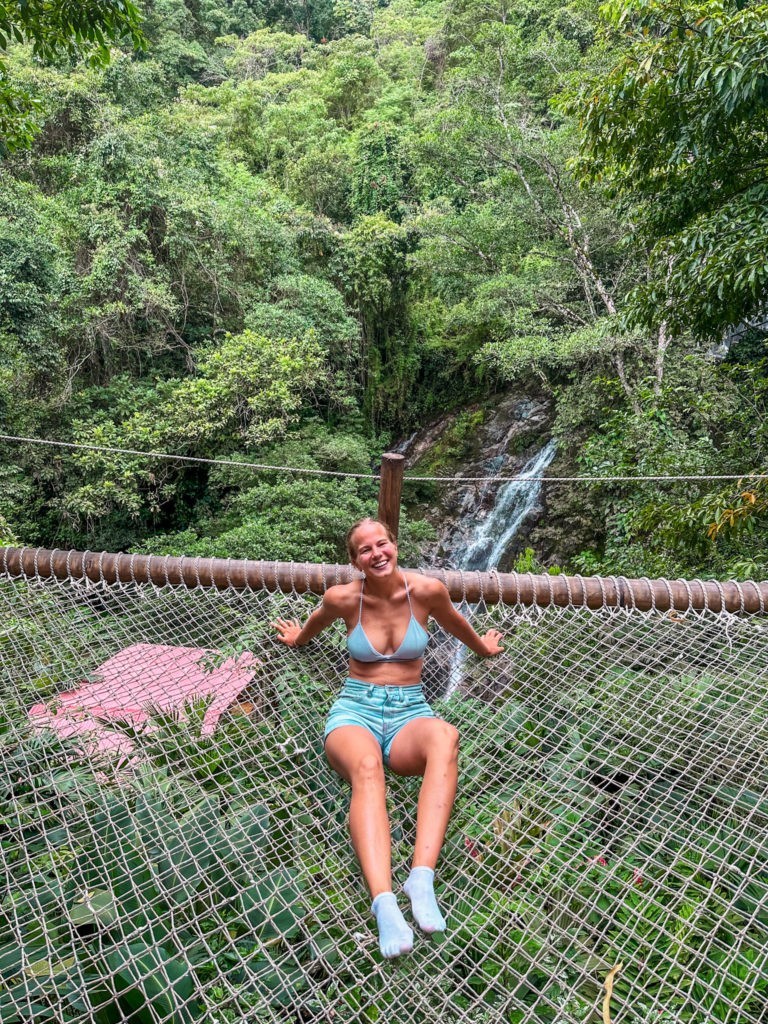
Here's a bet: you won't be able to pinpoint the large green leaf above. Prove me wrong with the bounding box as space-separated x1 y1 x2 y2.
244 958 310 1008
222 804 271 857
0 976 62 1023
67 889 118 927
104 941 199 1023
240 867 304 940
0 942 23 982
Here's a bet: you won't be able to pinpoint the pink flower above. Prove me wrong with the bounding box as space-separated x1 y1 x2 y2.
464 837 481 860
633 867 644 887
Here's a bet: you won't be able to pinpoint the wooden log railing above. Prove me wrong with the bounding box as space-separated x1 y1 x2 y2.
2 547 767 614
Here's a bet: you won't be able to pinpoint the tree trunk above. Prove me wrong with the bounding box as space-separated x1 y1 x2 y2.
613 350 643 416
654 321 670 397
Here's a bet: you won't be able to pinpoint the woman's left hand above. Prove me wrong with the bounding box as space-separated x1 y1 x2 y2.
480 629 504 656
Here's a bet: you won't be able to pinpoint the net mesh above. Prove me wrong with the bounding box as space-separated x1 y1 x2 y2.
1 562 767 1023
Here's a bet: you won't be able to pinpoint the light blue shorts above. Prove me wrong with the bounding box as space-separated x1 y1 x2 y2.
324 677 436 764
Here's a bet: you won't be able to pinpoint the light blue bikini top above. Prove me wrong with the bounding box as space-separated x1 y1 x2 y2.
346 574 429 663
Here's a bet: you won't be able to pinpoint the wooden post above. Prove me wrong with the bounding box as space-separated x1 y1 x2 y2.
377 452 405 541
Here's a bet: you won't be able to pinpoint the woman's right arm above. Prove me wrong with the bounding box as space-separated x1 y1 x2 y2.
272 587 345 647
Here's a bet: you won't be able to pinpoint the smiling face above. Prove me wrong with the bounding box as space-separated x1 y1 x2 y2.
348 520 398 577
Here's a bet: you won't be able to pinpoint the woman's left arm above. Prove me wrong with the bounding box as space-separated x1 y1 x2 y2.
427 581 504 657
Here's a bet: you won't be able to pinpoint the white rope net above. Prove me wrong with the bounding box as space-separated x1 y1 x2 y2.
1 559 767 1024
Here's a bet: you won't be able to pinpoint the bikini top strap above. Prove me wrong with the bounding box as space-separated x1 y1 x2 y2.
358 577 365 623
403 571 413 613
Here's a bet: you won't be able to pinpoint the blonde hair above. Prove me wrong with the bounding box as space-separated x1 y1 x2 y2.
346 518 397 563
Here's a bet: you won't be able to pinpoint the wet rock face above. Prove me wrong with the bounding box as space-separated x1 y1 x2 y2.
399 392 553 569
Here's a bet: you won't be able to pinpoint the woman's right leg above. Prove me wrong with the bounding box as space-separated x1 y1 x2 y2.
324 725 413 957
324 725 392 897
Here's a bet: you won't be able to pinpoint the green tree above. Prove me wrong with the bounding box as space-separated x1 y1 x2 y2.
336 212 416 426
55 329 330 543
409 0 669 412
0 0 144 150
577 0 768 339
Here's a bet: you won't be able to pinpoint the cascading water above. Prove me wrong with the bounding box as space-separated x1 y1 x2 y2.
446 438 558 693
450 439 558 572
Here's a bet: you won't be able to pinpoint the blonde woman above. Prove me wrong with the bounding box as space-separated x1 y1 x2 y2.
273 518 503 958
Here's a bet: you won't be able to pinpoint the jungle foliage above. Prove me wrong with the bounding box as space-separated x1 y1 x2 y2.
2 587 767 1021
1 0 768 576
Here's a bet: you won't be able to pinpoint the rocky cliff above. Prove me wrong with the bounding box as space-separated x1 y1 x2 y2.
399 392 555 570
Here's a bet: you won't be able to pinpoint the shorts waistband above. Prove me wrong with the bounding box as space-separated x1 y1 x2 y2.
343 676 425 698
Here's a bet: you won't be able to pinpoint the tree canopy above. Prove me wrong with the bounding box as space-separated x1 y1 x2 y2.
577 0 768 339
0 0 145 150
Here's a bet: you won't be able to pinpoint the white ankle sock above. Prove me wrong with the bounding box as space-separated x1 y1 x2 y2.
403 866 446 933
371 891 414 958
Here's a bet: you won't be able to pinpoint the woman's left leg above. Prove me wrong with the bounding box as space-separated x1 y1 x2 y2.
387 717 460 867
387 718 459 932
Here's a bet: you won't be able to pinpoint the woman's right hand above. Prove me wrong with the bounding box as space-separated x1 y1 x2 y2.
272 618 303 647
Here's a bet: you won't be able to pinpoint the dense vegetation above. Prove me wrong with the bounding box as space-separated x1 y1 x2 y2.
1 0 768 577
3 580 767 1021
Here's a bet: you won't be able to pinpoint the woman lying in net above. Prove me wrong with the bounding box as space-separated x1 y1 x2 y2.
272 517 503 959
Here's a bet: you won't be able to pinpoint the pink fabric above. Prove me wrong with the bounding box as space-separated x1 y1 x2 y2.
29 643 260 757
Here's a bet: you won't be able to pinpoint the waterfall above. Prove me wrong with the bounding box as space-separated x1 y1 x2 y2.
451 439 558 573
445 438 557 693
